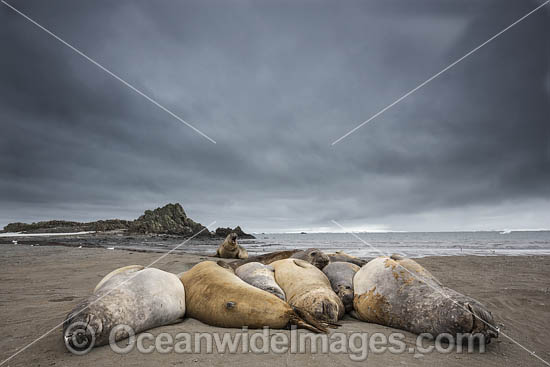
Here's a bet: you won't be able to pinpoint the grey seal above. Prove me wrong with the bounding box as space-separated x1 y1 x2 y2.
235 262 286 300
63 265 185 352
322 261 360 313
353 254 499 342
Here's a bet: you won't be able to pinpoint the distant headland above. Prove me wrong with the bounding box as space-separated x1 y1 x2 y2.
1 203 254 239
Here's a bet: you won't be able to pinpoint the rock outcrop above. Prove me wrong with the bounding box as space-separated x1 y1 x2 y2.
214 226 255 239
2 203 253 238
128 203 209 236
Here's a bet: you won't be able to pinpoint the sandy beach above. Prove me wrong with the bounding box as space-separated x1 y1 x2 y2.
1 243 549 366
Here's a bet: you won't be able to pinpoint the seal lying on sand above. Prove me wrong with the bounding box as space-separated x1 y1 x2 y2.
63 265 185 352
271 259 344 323
353 254 499 342
235 262 286 300
327 251 367 267
322 262 360 313
229 248 328 270
216 233 248 259
290 248 330 269
229 250 300 270
180 261 334 332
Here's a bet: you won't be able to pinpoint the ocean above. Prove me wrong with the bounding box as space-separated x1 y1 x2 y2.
237 231 550 258
3 230 550 258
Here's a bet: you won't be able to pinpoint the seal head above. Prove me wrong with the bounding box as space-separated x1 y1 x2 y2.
272 259 344 323
322 261 360 313
62 266 185 352
216 233 249 259
290 248 330 269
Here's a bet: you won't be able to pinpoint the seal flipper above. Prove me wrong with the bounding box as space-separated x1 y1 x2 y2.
467 302 499 341
292 259 313 268
349 310 360 320
289 306 341 333
390 254 404 260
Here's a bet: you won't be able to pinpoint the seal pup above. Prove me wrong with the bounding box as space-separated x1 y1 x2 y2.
216 232 248 259
327 251 367 267
63 265 185 352
290 248 330 269
271 259 345 323
353 254 499 342
235 262 286 300
179 261 334 332
322 261 360 313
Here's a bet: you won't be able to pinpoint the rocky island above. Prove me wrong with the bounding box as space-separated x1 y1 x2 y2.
1 203 254 239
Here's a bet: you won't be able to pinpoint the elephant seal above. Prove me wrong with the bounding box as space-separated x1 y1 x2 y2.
322 262 360 313
216 233 248 259
290 248 330 269
229 250 300 270
353 254 499 342
235 262 286 300
327 251 367 267
271 259 344 323
229 249 328 270
179 261 333 332
63 265 185 352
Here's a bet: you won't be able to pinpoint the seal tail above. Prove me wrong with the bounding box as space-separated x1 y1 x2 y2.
290 306 341 333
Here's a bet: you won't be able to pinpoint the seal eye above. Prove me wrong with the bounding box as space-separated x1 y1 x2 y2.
225 301 236 309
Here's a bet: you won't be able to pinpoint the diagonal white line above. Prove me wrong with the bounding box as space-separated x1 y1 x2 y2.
1 0 216 144
331 0 550 146
0 221 216 366
331 220 550 366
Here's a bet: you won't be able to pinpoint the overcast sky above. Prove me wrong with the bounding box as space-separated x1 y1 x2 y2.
1 0 549 232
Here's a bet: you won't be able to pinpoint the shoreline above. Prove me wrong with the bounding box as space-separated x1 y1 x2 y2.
1 245 549 366
3 231 550 259
2 238 550 259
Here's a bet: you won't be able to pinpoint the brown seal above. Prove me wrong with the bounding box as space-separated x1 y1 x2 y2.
216 233 248 259
290 248 330 269
327 251 367 267
230 248 329 270
271 259 344 323
229 250 300 269
179 261 335 332
353 254 499 342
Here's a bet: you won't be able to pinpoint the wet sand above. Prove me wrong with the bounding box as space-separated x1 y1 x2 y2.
1 243 549 366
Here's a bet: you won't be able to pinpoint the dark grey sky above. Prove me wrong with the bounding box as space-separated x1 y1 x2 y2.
1 0 549 232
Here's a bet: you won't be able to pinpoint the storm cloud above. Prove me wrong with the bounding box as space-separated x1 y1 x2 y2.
1 0 549 232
